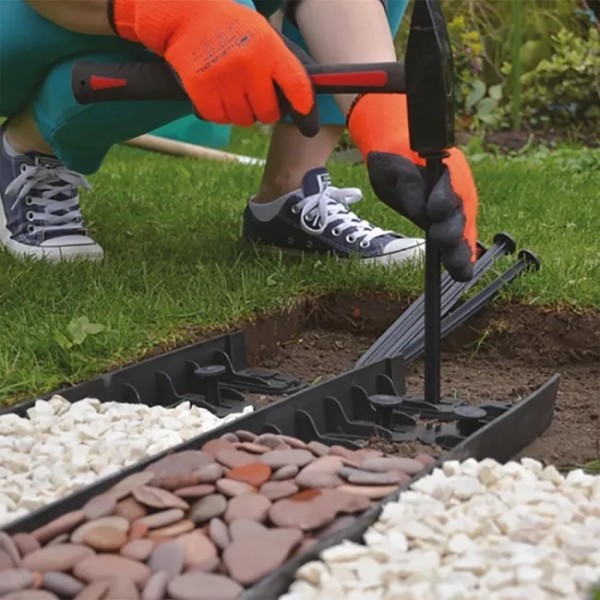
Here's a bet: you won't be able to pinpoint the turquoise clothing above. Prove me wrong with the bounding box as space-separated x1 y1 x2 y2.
0 0 408 173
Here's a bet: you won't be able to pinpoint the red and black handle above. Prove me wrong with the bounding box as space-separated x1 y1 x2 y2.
71 59 406 105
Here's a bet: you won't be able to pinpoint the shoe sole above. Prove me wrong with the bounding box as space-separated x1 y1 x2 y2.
0 196 104 262
246 239 426 266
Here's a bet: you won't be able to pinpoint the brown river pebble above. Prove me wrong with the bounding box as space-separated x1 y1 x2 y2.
176 531 217 567
0 549 15 570
259 480 299 501
32 510 86 544
272 464 299 480
141 571 168 600
228 519 267 541
259 449 314 469
11 532 41 557
42 571 85 597
223 528 302 586
0 568 34 595
234 430 257 442
71 516 129 544
215 479 255 497
20 543 95 572
189 494 227 523
83 526 128 552
115 497 148 522
225 463 271 488
146 519 195 540
173 484 215 499
120 538 155 561
194 463 224 484
0 532 21 564
132 486 190 511
148 540 183 578
128 520 150 541
105 574 140 600
168 572 243 600
72 579 110 600
82 493 117 521
207 518 230 550
74 554 151 585
201 438 234 458
3 590 59 600
215 448 257 469
144 451 213 479
138 508 184 530
361 455 425 475
109 472 155 501
223 493 271 524
253 433 284 449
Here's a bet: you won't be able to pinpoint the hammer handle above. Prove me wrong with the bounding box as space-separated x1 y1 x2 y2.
71 60 406 104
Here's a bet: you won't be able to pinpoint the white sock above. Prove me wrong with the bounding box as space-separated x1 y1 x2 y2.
248 189 300 222
2 130 21 158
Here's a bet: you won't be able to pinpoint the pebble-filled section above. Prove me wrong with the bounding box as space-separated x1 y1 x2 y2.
0 396 253 526
282 458 600 600
0 431 433 600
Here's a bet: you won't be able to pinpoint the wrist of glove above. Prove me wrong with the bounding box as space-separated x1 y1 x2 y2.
108 0 316 128
348 94 479 282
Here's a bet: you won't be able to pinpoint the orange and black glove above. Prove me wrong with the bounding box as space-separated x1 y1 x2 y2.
348 94 478 282
108 0 316 128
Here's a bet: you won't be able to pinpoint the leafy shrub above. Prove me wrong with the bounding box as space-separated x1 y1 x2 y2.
501 28 600 128
447 16 504 131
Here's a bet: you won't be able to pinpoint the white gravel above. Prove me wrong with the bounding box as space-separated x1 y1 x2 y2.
0 395 252 527
282 458 600 600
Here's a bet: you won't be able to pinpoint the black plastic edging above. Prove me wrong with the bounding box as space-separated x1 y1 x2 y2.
244 373 559 600
0 330 304 419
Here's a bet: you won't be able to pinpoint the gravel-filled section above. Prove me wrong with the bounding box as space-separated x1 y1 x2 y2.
0 431 435 599
282 458 600 600
0 396 252 527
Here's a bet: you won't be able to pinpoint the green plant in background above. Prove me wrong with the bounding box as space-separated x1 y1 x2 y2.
501 28 600 129
446 16 504 132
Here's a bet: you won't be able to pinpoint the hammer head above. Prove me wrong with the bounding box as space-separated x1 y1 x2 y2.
405 0 455 156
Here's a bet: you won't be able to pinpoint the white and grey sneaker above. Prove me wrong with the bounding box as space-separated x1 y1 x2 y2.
243 167 425 265
0 124 103 262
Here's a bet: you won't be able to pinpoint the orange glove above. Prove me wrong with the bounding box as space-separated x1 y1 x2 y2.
348 94 478 281
109 0 316 127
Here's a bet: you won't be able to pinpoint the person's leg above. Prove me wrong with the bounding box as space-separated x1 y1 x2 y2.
254 0 407 203
245 0 423 265
0 0 195 260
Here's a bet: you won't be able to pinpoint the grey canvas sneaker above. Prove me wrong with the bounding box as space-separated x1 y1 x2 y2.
243 167 425 265
0 124 103 261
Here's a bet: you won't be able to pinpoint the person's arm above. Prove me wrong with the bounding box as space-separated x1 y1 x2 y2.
25 0 114 35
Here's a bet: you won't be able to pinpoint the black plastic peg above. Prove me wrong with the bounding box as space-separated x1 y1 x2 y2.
193 365 226 407
454 405 487 436
368 394 404 429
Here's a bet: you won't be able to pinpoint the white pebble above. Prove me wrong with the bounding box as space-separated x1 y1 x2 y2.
288 459 600 599
0 395 251 526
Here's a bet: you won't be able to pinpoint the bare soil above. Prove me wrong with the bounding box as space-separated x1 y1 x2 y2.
241 292 600 469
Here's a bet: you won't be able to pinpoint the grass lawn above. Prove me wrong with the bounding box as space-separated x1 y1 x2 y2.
0 126 598 405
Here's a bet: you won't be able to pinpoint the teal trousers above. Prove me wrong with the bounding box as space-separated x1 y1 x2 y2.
0 0 408 174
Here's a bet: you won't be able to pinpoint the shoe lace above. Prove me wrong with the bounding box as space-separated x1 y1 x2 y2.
6 163 91 237
297 186 395 244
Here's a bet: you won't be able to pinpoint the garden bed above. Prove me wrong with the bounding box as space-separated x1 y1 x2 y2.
245 292 599 469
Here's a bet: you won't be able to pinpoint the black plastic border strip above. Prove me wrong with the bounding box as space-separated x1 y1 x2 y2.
244 373 559 599
0 331 248 417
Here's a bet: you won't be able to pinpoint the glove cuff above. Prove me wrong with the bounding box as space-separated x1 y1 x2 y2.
109 0 140 43
347 93 424 165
